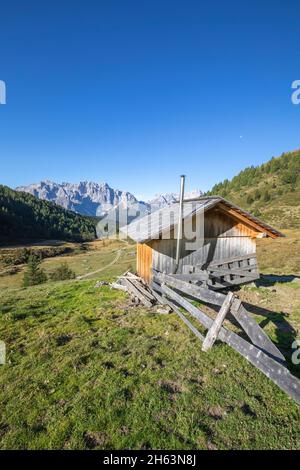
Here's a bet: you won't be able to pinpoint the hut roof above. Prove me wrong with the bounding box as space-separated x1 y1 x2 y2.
122 196 284 243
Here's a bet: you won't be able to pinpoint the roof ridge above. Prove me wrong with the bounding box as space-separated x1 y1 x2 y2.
122 195 284 242
174 195 221 203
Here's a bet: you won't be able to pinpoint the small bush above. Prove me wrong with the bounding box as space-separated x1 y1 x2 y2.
3 248 31 266
50 263 76 281
2 246 73 267
23 253 47 287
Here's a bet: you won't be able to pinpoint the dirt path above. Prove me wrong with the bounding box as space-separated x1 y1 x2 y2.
76 248 123 280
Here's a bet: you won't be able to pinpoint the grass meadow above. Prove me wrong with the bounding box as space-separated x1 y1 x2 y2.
0 234 299 449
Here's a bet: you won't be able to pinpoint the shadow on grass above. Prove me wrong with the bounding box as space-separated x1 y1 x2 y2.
241 300 299 377
256 274 300 286
184 289 299 377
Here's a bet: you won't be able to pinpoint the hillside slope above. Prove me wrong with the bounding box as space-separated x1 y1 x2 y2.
0 185 97 242
207 149 300 229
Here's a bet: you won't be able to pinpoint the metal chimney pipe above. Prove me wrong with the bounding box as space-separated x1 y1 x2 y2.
174 175 185 273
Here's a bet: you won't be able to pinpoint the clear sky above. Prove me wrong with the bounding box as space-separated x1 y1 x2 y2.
1 0 300 199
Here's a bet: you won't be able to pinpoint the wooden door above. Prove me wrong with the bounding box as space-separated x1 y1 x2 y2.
137 243 153 284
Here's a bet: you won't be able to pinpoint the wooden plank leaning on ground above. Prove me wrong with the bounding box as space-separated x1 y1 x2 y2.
119 278 153 307
151 282 205 343
206 253 259 286
153 271 285 363
207 276 258 290
156 283 300 405
110 282 128 292
169 272 209 281
208 263 259 273
207 275 259 290
208 266 259 278
207 252 257 267
129 279 157 302
202 292 235 352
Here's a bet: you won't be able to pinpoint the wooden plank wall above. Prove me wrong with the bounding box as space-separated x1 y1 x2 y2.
196 208 260 238
136 243 153 283
151 237 257 274
150 208 258 275
137 207 261 280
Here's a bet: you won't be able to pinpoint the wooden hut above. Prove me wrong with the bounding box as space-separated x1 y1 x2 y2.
124 196 283 289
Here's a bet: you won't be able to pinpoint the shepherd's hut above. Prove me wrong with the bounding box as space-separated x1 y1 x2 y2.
124 177 283 289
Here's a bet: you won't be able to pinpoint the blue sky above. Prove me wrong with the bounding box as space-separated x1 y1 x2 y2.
0 0 300 199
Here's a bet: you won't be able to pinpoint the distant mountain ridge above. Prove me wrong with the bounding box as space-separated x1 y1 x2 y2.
8 148 300 241
16 181 202 217
16 181 140 217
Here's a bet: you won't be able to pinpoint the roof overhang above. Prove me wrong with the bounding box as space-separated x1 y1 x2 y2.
121 195 284 243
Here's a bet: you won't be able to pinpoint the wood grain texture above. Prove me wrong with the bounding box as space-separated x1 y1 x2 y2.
153 271 285 363
160 283 300 405
136 242 153 284
202 292 235 352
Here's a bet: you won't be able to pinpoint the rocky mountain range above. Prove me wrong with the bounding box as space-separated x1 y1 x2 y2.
16 181 202 217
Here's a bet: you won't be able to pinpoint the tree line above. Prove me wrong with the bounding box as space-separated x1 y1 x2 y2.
206 149 300 202
0 185 97 242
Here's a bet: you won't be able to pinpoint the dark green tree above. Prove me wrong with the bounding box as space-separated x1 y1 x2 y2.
0 185 97 242
254 189 261 200
246 195 254 205
23 253 47 286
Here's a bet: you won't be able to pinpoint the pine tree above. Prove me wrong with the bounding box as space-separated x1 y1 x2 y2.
23 253 47 286
254 189 261 200
246 195 254 205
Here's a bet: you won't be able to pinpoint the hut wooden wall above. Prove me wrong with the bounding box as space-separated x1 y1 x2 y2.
151 237 256 274
150 208 259 275
202 208 260 238
136 243 153 283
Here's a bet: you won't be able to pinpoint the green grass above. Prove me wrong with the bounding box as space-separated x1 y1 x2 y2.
0 239 136 289
257 229 300 275
0 280 300 450
0 235 300 449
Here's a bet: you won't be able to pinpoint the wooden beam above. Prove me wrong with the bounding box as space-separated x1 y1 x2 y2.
120 278 153 307
218 203 277 238
153 270 227 305
209 271 258 281
160 284 300 405
153 271 285 362
169 272 209 281
229 300 285 363
202 292 235 352
152 282 205 343
208 276 259 289
130 279 156 302
150 285 167 305
207 252 257 267
208 266 259 277
209 263 259 272
110 282 128 292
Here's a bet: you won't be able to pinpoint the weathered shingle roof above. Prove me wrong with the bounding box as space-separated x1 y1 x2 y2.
121 196 284 243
